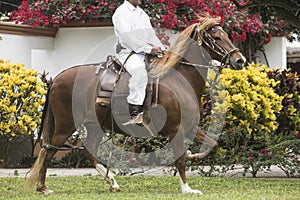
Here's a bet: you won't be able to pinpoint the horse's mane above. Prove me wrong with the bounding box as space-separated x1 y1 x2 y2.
150 13 221 77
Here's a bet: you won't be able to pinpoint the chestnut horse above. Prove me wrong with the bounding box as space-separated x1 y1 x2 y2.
27 14 246 195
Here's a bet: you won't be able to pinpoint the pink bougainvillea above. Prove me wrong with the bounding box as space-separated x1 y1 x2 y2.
11 0 119 28
10 0 284 46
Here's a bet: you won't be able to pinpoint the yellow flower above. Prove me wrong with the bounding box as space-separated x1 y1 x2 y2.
0 58 46 140
20 83 30 90
207 63 284 136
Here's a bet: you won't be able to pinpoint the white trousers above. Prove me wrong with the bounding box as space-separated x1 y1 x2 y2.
123 53 148 105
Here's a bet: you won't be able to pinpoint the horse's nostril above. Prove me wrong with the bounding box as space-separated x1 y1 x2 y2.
236 58 246 67
236 58 244 64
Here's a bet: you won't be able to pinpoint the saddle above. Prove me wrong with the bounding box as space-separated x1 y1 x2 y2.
95 55 158 107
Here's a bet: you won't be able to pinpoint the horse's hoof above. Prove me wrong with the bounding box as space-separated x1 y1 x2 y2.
37 187 54 195
43 189 54 195
109 187 120 193
182 189 203 195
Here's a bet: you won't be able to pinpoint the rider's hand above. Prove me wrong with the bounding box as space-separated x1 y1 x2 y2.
150 46 163 55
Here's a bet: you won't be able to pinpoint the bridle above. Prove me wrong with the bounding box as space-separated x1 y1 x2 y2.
201 25 240 65
181 23 240 71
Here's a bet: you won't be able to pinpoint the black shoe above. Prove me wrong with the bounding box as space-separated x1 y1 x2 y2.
129 104 143 117
122 104 143 125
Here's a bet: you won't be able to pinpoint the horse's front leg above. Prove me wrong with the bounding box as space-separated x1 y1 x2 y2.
82 123 120 192
82 148 120 192
95 163 120 192
176 154 203 194
186 128 218 162
171 129 203 194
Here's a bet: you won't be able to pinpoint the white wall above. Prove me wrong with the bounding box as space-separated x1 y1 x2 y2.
256 37 286 70
1 26 116 78
0 34 54 68
33 27 116 77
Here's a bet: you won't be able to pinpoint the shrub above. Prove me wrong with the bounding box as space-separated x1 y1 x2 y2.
266 69 300 177
220 64 283 134
195 64 300 177
0 59 47 141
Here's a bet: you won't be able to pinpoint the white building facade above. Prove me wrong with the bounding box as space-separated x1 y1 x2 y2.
1 22 298 78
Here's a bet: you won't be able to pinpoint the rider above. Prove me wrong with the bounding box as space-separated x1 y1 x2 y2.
112 0 165 125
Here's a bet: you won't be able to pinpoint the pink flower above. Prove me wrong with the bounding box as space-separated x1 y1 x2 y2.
109 4 115 10
128 157 137 163
238 0 251 6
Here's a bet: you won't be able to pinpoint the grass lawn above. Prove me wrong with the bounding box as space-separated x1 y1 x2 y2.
0 175 299 200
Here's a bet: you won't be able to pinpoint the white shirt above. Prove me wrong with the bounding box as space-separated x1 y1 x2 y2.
112 1 165 59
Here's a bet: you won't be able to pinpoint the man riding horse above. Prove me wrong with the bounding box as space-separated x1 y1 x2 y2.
26 4 246 194
112 0 165 125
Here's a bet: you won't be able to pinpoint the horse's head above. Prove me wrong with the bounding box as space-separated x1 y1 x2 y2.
195 14 246 70
150 14 246 77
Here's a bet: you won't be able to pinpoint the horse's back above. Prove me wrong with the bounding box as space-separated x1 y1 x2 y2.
49 64 102 126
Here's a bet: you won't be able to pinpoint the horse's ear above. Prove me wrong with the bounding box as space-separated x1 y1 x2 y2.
215 16 221 24
197 12 211 20
197 12 215 25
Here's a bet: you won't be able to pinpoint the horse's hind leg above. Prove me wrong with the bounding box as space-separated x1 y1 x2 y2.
34 126 75 194
82 122 120 192
35 149 57 194
186 128 218 162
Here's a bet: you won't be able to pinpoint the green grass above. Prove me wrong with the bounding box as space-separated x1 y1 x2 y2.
0 176 299 200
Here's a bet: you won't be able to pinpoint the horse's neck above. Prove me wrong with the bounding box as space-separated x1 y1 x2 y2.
184 43 211 66
180 43 209 82
175 64 206 99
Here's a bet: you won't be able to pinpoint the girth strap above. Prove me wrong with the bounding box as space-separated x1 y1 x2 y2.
42 144 84 151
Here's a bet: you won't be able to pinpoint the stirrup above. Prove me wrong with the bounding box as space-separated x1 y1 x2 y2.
122 113 143 126
122 112 155 136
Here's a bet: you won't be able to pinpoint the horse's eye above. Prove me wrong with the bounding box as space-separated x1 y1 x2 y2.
208 27 216 33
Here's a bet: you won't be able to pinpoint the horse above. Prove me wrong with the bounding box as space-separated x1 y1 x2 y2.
26 14 246 195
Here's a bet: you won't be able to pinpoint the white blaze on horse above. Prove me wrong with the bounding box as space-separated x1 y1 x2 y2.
26 14 246 195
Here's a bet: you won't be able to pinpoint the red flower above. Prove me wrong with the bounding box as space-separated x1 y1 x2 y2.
294 132 300 139
260 148 268 155
263 33 272 45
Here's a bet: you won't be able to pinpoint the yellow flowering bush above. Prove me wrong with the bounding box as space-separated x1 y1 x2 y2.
0 59 47 141
220 64 283 134
194 64 300 177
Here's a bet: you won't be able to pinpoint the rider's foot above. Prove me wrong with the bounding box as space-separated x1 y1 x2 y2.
122 112 143 126
123 104 143 126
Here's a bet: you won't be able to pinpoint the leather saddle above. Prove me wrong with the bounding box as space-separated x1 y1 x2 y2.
95 54 158 107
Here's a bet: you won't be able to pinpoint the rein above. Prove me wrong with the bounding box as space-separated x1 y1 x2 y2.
180 60 224 75
180 61 215 69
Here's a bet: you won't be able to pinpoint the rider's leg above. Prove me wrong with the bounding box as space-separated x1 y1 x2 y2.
123 54 148 125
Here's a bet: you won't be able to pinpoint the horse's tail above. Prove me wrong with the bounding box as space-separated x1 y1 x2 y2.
26 82 55 189
35 80 53 146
